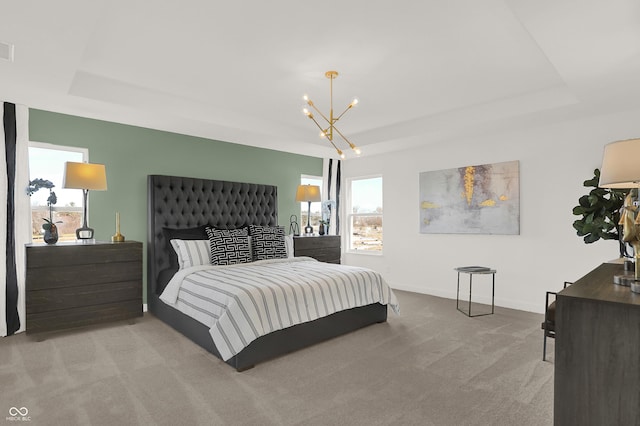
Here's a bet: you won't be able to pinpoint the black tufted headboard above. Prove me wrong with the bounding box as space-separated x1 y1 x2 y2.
147 175 278 306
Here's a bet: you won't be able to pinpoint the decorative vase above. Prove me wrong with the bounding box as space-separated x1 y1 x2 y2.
43 223 59 244
318 224 326 236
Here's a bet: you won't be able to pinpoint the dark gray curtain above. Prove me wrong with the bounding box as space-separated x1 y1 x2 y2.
4 102 20 335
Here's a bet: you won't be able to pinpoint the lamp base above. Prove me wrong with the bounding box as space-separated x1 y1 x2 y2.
111 232 125 242
613 273 635 286
304 225 313 235
76 226 94 240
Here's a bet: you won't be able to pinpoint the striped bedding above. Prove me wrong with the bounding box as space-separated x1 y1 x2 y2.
160 257 399 361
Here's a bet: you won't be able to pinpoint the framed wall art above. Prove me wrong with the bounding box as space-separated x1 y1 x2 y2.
419 160 520 234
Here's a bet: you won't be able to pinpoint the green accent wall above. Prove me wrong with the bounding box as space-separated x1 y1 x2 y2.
29 109 323 303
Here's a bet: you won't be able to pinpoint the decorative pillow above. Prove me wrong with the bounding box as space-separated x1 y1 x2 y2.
249 225 287 261
284 234 294 258
205 227 252 265
170 239 211 270
162 226 208 272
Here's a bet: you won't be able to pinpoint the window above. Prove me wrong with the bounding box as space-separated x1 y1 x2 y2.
347 176 383 253
28 142 87 242
300 175 323 230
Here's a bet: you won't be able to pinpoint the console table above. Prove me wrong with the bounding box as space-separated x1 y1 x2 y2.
554 262 640 425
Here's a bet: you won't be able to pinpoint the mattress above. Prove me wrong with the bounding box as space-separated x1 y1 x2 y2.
160 257 399 360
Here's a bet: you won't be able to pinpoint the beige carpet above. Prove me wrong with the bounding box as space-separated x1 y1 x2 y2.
0 290 553 425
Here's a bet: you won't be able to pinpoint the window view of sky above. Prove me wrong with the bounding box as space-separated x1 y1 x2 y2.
351 177 382 213
28 147 84 207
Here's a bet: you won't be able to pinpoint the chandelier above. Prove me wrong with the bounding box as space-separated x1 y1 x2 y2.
303 70 361 158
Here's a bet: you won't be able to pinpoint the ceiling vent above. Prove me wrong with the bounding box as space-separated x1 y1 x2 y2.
0 42 14 62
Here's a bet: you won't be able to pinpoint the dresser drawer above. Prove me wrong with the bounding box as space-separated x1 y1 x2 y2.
26 242 141 268
26 262 141 290
26 280 141 314
27 300 142 334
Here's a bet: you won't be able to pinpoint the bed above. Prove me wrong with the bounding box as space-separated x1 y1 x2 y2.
147 174 397 371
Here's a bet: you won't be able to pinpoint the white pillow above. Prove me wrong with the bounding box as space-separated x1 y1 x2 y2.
170 239 211 269
284 234 294 258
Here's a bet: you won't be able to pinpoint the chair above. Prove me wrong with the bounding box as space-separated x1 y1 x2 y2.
542 281 572 361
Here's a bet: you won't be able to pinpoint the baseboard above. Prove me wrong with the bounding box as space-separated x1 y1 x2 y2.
389 283 542 314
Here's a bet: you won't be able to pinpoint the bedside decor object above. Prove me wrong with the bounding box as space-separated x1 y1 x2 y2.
296 184 321 235
318 220 328 235
302 70 361 158
63 162 107 240
289 214 300 236
321 199 336 235
111 212 125 242
26 178 62 244
599 138 640 291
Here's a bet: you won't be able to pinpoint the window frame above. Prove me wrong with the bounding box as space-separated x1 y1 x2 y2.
28 142 89 242
345 174 383 255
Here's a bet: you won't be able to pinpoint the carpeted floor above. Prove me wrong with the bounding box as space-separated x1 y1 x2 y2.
0 290 554 425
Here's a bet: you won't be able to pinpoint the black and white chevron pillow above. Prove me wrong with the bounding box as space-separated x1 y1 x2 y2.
249 225 287 261
205 227 252 265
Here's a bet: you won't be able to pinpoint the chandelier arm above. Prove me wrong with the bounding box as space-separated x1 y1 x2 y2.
307 101 332 125
308 116 343 155
308 115 332 141
332 125 358 150
327 138 343 156
335 104 354 121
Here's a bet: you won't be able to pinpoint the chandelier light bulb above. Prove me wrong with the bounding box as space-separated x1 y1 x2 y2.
354 147 361 155
302 108 310 116
319 131 326 139
351 98 359 107
303 94 309 101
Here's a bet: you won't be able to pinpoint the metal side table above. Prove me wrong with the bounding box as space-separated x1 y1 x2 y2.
455 266 496 317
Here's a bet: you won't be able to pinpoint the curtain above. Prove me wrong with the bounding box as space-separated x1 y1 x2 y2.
1 102 30 336
322 158 341 235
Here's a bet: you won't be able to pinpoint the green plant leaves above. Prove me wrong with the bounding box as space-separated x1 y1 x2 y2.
572 168 625 244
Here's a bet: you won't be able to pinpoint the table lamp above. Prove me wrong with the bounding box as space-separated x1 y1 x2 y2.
63 162 107 240
599 138 640 292
296 184 321 235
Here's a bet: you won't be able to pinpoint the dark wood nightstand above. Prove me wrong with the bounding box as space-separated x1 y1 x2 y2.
25 241 143 334
293 235 341 264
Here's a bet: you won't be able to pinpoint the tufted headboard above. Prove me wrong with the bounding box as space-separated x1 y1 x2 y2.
147 175 278 307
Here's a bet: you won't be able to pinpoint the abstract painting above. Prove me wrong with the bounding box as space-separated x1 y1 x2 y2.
419 160 520 234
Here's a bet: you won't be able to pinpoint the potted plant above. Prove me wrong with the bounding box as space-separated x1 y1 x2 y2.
320 200 335 236
572 169 627 256
318 219 329 236
27 178 62 244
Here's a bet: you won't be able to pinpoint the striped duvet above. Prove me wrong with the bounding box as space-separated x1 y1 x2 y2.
160 257 399 361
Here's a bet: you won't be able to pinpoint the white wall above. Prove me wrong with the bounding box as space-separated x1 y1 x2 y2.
342 108 640 313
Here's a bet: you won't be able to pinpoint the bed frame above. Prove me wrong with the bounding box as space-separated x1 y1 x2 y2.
147 175 387 371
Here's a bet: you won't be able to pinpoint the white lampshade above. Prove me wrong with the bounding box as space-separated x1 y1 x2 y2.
295 184 321 202
599 138 640 189
63 162 108 190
